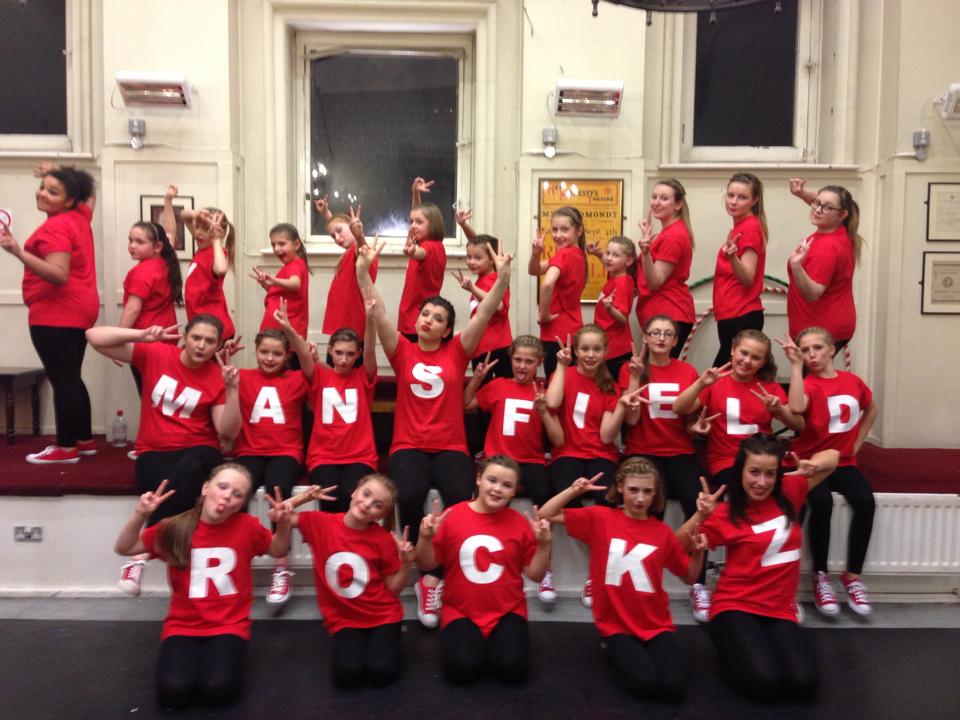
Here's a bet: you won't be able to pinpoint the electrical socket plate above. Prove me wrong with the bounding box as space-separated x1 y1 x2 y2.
14 526 42 542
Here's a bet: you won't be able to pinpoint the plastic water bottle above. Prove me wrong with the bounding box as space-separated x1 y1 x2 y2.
112 409 128 447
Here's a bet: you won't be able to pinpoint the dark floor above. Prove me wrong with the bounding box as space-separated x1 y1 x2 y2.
1 620 957 720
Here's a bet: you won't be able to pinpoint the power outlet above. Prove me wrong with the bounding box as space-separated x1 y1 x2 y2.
14 526 43 542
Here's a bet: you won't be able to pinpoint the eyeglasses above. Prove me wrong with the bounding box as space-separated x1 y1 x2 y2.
646 329 676 339
812 200 841 213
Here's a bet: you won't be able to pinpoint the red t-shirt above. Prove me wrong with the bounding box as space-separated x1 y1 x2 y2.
398 239 446 335
787 226 856 341
476 379 547 465
699 376 788 476
184 245 235 340
565 506 690 640
123 257 177 330
594 274 635 358
296 511 403 635
432 501 536 636
702 473 808 622
552 367 619 462
132 342 226 453
619 360 699 457
539 246 586 342
470 271 512 356
713 214 766 321
260 257 309 338
790 371 872 467
388 335 469 454
635 220 694 325
21 203 99 328
323 245 378 336
306 364 378 470
234 368 308 459
142 513 272 640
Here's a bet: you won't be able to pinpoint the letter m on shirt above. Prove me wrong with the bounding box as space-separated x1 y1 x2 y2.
151 374 202 419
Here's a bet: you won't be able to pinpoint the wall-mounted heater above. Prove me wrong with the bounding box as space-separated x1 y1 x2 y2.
116 72 192 107
939 83 960 120
555 79 623 117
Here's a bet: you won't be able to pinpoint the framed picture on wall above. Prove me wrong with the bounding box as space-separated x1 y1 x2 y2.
921 251 960 314
925 183 960 241
140 195 195 260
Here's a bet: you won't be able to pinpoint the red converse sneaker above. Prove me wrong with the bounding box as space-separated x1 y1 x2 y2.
581 579 594 609
26 445 79 465
842 576 873 616
537 569 557 604
415 576 442 628
76 439 97 456
812 572 839 616
266 565 294 606
118 560 146 597
689 583 711 622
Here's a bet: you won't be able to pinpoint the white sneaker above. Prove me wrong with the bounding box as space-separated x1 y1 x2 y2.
415 576 443 628
842 577 873 616
581 579 593 608
793 600 806 625
812 571 839 616
537 570 557 604
118 560 146 596
689 583 711 622
266 566 293 605
26 445 79 465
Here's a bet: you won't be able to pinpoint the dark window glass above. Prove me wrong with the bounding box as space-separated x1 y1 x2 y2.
693 0 797 147
309 54 459 237
0 0 67 135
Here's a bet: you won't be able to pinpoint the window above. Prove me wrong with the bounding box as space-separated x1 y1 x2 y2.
680 0 819 162
297 33 473 242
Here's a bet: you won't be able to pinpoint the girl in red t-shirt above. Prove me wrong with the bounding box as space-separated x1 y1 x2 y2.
398 179 447 339
635 180 696 356
414 455 551 684
540 458 719 701
114 464 292 711
781 327 877 617
287 474 412 688
786 179 863 350
712 173 768 368
358 236 512 629
120 221 182 395
528 205 588 380
173 185 236 342
591 235 637 379
701 435 839 701
250 223 311 349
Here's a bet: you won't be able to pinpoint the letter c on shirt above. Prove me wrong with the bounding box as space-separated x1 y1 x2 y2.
459 534 504 584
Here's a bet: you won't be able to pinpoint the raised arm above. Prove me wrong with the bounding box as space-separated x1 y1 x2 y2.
789 449 841 490
787 238 826 301
274 298 314 381
160 184 180 241
86 324 180 364
776 333 808 414
544 336 571 409
456 208 478 242
385 526 415 595
522 509 552 583
0 225 70 285
362 295 378 380
528 227 550 276
211 350 241 440
539 474 605 524
722 233 759 287
413 499 449 572
638 216 675 292
411 177 434 209
788 177 817 206
114 480 176 556
673 363 731 416
355 238 399 357
460 244 513 356
534 382 564 447
463 354 498 410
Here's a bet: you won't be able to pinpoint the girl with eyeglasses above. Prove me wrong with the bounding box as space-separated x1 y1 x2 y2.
786 179 863 353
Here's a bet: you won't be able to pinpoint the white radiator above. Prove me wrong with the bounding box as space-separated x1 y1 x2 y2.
250 485 318 568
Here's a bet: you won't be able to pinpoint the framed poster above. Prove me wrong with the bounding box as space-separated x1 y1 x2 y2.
140 194 195 260
537 178 625 302
925 183 960 241
921 252 960 314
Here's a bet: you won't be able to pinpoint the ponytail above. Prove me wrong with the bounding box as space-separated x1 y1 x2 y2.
133 221 183 306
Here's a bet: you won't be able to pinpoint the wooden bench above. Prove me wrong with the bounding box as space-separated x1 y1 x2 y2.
0 367 45 445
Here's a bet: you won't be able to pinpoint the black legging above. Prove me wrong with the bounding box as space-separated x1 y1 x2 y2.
671 321 693 359
156 634 246 710
541 340 561 383
331 622 403 688
135 446 223 525
643 453 707 583
29 325 91 447
308 462 377 513
441 613 529 684
519 462 551 507
606 632 686 701
549 457 617 507
470 345 513 385
713 310 765 368
604 352 632 383
709 610 818 701
233 455 302 501
806 466 875 574
130 365 143 397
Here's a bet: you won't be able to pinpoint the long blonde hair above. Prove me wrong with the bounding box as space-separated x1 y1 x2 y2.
654 179 695 249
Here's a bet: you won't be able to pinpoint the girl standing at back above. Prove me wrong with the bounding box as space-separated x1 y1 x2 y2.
119 221 182 395
165 184 236 342
250 223 311 344
398 177 447 341
592 235 637 379
528 206 588 379
635 180 696 356
712 173 767 367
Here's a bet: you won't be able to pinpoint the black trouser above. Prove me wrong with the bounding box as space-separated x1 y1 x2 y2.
309 462 377 513
28 325 91 447
471 345 513 385
441 613 529 684
130 365 143 397
233 455 301 501
549 457 617 507
541 340 560 383
806 466 875 574
642 453 707 583
709 610 818 701
604 351 632 383
670 321 694 359
519 463 551 507
606 632 686 701
155 634 246 710
713 310 765 368
331 622 403 688
135 446 223 525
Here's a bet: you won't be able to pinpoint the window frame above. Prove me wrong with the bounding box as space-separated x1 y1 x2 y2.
294 31 475 246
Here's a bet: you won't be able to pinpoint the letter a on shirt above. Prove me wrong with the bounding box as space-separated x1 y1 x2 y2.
250 386 286 424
